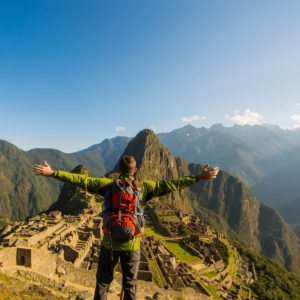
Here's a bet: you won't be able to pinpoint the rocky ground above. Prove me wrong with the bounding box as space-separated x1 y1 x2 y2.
0 271 211 300
0 272 63 300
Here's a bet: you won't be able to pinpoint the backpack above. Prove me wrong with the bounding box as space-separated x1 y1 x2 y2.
102 178 144 242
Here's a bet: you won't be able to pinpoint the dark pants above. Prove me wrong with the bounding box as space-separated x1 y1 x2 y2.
94 247 140 300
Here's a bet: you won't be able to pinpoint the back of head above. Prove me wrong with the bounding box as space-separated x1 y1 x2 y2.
118 155 137 175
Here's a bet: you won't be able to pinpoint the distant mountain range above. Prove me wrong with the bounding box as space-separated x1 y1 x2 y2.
45 128 300 274
0 136 128 224
1 124 300 273
157 124 300 233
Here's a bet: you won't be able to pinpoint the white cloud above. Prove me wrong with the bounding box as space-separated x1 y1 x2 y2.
115 126 126 132
181 114 206 123
227 108 264 125
291 114 300 123
280 124 300 130
283 114 300 130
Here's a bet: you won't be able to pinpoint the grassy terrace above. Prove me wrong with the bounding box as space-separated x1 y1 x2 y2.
148 260 168 287
202 271 218 279
202 282 223 300
221 238 238 278
144 226 201 265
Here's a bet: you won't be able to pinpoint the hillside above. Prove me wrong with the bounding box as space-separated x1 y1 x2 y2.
111 129 300 274
158 124 264 187
0 137 128 226
1 127 300 274
0 140 59 225
2 129 300 299
252 147 300 207
278 198 300 238
187 164 300 274
158 124 300 207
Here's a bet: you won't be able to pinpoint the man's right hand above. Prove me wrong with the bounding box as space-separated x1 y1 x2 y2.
33 161 55 176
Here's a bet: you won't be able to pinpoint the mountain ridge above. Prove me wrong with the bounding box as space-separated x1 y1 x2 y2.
1 126 300 274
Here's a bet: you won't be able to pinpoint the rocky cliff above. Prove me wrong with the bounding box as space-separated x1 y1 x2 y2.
109 129 300 273
187 164 300 274
113 129 192 213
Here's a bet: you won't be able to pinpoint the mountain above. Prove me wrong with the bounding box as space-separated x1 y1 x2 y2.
76 136 130 173
251 147 300 207
1 127 300 273
158 124 265 187
28 136 130 177
0 136 129 225
112 129 192 213
112 129 300 274
186 165 300 274
215 124 300 157
158 124 300 209
0 140 57 225
278 198 300 238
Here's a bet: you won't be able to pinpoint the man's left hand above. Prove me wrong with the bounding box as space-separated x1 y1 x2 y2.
198 164 219 180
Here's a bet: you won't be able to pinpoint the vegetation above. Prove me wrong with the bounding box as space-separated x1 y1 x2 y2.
221 239 238 278
144 225 201 265
202 271 218 279
162 241 200 265
233 241 300 300
144 225 165 239
201 282 222 300
0 273 62 299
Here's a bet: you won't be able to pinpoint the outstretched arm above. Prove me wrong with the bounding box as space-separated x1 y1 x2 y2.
33 161 112 193
142 164 219 200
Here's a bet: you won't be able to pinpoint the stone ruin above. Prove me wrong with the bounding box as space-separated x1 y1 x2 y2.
144 201 256 300
0 201 257 299
0 210 155 294
0 210 104 288
141 236 211 297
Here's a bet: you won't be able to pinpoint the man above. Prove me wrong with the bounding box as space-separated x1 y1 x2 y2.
33 155 219 300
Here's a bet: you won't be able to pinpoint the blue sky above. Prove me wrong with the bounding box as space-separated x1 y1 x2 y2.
1 0 300 152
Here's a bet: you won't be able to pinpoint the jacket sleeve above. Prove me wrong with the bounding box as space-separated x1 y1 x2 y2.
51 171 113 194
142 175 200 201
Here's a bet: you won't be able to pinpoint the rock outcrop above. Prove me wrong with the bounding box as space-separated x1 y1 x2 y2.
49 165 100 215
113 129 192 213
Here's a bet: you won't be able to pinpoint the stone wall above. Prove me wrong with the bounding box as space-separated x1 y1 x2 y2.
138 271 152 281
16 269 76 293
78 230 92 241
93 218 102 239
27 221 64 246
31 248 56 276
74 235 94 268
182 242 201 257
0 247 17 268
62 244 78 263
57 257 96 288
46 225 77 249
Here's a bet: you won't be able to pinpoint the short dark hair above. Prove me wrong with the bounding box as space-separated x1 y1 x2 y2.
118 155 136 175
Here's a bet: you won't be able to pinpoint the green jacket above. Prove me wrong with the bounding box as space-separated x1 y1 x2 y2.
51 171 201 251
